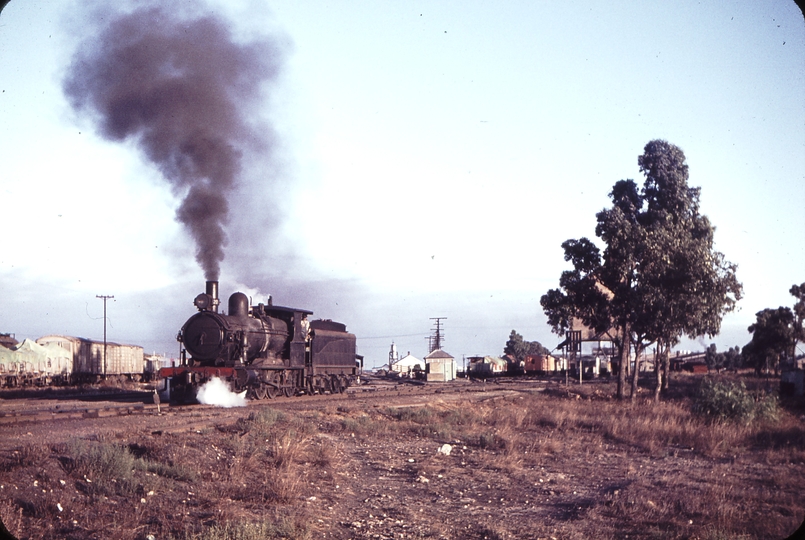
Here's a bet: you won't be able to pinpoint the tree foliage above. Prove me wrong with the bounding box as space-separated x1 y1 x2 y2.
724 346 743 370
743 307 796 376
503 330 549 363
541 140 742 400
705 344 742 372
742 283 805 376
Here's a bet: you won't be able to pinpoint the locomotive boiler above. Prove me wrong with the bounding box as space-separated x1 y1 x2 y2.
159 281 360 401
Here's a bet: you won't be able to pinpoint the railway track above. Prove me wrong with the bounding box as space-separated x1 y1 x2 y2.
0 378 556 453
0 381 393 427
0 377 552 431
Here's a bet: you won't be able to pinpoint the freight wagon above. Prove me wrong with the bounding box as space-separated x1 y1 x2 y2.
524 354 557 374
0 339 73 387
36 335 145 383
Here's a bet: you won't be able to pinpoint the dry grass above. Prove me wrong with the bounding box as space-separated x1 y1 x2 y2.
0 407 324 540
365 389 789 462
1 375 803 539
340 379 804 538
183 517 311 540
333 384 801 472
0 497 24 537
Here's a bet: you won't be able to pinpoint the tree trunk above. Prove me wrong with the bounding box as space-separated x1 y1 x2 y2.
617 323 629 400
630 345 641 402
653 343 662 403
654 342 668 402
662 350 670 391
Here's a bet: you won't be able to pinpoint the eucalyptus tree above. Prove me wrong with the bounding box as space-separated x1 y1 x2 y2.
541 181 645 400
632 141 741 400
541 140 741 401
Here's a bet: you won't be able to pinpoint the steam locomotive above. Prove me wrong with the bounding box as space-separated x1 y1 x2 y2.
159 281 360 402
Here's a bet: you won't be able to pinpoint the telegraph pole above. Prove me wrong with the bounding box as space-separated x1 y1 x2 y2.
96 295 114 376
429 317 446 353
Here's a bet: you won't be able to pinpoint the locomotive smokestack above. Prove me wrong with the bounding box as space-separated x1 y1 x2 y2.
206 280 220 313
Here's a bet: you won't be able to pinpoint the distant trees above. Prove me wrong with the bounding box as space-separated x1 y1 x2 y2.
743 308 796 376
790 282 805 360
742 283 805 376
725 346 742 370
504 330 549 363
704 344 742 372
541 140 742 401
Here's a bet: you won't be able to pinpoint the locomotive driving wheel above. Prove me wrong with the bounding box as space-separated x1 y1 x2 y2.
252 385 267 400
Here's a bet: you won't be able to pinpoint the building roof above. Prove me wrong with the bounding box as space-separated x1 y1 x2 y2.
391 354 424 368
425 349 454 360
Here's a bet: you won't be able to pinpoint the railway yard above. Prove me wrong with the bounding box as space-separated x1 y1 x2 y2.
0 378 477 438
1 375 804 539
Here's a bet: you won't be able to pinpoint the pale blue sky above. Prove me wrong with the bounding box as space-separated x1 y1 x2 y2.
1 1 803 365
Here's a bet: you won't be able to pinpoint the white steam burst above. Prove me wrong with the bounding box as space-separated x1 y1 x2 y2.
196 377 247 408
231 282 272 306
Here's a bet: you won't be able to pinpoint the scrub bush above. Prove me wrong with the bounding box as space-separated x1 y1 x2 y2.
693 379 779 424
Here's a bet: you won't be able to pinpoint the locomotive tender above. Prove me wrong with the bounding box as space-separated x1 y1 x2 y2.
159 281 360 401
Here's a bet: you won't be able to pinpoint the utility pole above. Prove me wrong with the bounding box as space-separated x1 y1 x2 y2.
567 330 581 385
429 317 446 353
96 295 114 376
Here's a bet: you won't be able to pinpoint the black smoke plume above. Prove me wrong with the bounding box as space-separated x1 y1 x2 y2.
63 4 283 280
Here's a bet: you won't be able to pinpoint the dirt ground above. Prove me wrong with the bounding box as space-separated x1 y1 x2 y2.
1 376 804 539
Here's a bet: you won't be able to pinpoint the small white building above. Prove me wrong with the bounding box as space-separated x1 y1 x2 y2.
468 356 508 377
390 352 425 375
425 349 456 382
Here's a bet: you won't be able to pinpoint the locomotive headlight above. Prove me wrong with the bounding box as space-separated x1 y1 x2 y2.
194 293 211 311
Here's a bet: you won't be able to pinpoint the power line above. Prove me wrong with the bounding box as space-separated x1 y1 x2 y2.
356 332 429 341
